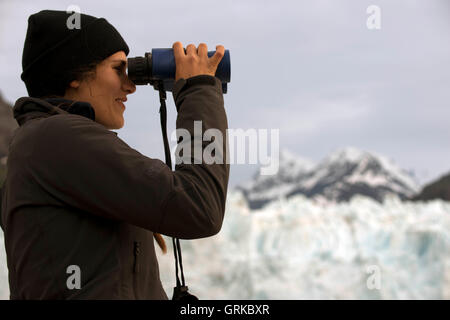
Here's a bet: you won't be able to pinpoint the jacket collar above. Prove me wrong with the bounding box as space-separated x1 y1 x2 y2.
13 97 96 126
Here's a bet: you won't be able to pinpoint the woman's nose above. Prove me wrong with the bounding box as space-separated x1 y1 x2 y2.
123 75 136 94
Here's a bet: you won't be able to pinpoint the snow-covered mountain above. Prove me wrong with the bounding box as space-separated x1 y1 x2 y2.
238 147 421 209
237 149 315 209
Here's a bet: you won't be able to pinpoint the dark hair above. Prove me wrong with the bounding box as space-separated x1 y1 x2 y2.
38 60 102 99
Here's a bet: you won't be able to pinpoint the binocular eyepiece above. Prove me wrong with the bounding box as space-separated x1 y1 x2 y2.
127 48 231 93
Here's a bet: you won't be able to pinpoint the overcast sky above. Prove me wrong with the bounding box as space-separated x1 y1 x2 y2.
1 0 449 188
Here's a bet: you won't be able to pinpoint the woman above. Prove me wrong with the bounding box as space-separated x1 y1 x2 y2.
0 10 229 299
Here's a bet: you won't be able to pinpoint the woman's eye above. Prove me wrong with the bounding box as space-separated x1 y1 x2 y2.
115 67 124 75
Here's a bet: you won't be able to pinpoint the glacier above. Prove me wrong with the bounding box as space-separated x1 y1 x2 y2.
156 191 450 300
1 190 449 299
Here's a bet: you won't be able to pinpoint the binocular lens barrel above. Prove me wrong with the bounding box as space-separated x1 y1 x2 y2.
127 48 230 93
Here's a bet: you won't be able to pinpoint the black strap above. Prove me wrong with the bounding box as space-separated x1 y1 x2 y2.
157 82 197 300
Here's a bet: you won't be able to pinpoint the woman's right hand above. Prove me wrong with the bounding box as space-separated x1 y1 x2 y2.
172 41 225 82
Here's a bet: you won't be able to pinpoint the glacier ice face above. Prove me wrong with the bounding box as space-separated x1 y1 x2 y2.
0 190 449 299
156 190 450 300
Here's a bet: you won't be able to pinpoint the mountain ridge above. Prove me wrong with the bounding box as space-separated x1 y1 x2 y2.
0 91 17 187
237 147 422 209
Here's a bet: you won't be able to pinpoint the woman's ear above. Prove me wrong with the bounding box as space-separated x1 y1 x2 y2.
69 80 80 89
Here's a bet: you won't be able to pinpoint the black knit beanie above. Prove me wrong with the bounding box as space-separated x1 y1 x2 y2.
21 10 129 98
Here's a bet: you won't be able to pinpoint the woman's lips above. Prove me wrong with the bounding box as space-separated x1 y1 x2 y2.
116 99 126 109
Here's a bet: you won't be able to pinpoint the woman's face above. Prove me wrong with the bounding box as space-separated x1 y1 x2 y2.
64 51 136 129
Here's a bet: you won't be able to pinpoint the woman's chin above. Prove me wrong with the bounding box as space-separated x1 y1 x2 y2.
101 117 124 130
110 122 124 130
114 117 125 129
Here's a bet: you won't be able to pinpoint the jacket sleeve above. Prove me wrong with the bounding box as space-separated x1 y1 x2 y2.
29 75 229 240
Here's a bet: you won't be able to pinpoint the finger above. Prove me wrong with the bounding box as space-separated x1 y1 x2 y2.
197 43 208 58
173 41 184 59
209 45 225 66
186 44 197 56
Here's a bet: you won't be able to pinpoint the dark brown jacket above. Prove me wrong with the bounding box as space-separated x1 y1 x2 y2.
0 75 229 299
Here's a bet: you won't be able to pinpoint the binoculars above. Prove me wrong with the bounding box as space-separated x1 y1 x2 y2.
127 48 231 93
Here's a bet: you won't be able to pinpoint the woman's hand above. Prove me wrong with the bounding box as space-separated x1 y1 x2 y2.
172 41 225 82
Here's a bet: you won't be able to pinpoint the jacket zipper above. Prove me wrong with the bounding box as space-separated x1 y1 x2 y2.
133 241 140 274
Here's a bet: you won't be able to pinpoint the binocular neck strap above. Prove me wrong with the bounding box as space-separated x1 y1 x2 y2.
157 86 186 289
